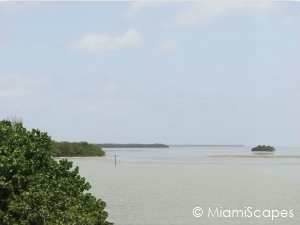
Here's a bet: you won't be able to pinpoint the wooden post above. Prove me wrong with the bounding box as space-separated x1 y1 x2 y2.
115 154 116 166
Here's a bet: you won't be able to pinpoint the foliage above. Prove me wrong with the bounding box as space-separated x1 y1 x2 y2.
52 141 106 157
0 120 112 225
251 145 275 152
94 143 169 148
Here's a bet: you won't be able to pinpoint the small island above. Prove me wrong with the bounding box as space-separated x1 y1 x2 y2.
251 145 275 152
52 141 106 157
94 143 169 148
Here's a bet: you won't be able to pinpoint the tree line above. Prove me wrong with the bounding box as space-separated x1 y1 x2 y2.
94 143 169 148
52 141 106 157
251 145 275 152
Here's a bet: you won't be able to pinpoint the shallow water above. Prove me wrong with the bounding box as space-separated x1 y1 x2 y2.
104 145 300 164
67 146 300 225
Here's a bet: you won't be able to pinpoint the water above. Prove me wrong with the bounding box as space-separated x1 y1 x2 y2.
104 145 300 164
66 146 300 225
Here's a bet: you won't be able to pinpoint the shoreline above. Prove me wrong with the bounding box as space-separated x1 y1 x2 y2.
54 156 113 160
209 155 300 159
54 155 300 159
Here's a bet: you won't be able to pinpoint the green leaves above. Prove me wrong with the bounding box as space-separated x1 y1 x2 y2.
0 121 112 225
51 141 106 157
251 145 275 152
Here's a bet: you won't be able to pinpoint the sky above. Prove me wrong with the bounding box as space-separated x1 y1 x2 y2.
0 1 299 147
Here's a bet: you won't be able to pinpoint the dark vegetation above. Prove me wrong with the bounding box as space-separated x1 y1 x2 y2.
94 143 169 148
0 120 112 225
52 141 105 157
251 145 275 152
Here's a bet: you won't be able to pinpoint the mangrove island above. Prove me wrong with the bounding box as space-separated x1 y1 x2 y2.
94 143 169 148
251 145 276 152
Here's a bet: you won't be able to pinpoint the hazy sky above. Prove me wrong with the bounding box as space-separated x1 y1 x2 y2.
1 1 299 146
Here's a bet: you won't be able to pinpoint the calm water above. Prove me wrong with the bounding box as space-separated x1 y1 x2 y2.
104 145 300 164
67 146 300 225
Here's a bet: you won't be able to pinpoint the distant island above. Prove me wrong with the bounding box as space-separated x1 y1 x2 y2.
52 141 106 157
251 145 275 152
171 145 244 147
94 143 169 148
51 142 169 157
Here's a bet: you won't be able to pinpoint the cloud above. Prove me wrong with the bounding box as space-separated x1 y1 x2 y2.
0 72 146 119
104 83 118 94
0 2 59 15
0 2 30 14
73 28 143 53
253 1 281 21
0 73 54 116
126 2 163 18
153 39 181 55
167 2 280 27
0 73 49 101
